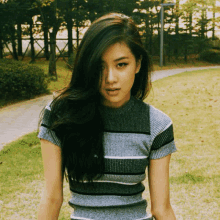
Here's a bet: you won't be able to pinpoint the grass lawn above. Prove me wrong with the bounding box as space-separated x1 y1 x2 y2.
0 57 218 109
0 68 219 219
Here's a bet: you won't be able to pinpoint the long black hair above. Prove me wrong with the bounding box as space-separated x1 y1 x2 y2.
41 13 152 183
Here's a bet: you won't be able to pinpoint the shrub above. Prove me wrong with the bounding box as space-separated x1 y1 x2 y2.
198 49 220 64
0 59 50 101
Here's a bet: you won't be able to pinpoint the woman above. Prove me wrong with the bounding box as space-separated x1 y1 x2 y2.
38 13 177 220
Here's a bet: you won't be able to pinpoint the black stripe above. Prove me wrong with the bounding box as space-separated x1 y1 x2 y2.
100 99 151 135
104 171 146 175
104 130 150 135
41 123 49 128
70 182 145 196
41 108 52 126
104 158 148 174
151 124 174 150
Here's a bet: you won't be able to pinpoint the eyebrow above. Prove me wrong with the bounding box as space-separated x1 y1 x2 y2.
101 56 129 64
114 56 129 62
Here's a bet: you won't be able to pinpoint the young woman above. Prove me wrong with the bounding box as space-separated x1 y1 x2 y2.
38 13 177 220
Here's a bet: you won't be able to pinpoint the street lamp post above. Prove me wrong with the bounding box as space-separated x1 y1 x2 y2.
160 3 176 67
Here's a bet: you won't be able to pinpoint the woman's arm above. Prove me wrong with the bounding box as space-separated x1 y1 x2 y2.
38 139 64 220
148 154 176 220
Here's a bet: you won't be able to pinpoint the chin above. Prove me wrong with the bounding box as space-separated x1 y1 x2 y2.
103 96 128 108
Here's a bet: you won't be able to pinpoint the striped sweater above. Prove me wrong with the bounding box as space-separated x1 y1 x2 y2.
38 96 177 219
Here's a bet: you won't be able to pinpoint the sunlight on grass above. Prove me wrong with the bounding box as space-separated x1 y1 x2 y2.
144 68 220 219
29 60 72 93
0 68 219 219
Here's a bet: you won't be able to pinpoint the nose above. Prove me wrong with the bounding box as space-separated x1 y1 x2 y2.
105 67 117 84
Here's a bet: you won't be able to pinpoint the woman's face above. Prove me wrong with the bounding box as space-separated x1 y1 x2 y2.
99 42 141 108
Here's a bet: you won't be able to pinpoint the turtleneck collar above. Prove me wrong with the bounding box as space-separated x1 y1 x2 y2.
99 96 136 115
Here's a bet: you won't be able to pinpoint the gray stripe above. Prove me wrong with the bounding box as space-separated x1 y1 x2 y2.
69 192 145 207
70 201 149 220
103 132 151 157
150 140 177 159
37 126 61 147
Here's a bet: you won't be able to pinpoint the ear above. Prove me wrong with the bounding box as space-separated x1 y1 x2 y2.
135 56 142 74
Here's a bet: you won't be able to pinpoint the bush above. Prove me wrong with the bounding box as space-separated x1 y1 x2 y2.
198 49 220 64
0 59 50 101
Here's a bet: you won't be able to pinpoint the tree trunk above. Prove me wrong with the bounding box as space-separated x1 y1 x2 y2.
48 0 59 80
157 8 160 57
200 6 206 39
189 12 192 38
212 0 216 40
29 17 35 63
145 12 150 49
174 0 179 59
76 0 79 48
67 0 73 57
48 32 57 79
0 28 3 59
17 22 22 56
43 24 49 60
11 25 18 60
184 43 187 63
67 21 73 57
149 12 153 55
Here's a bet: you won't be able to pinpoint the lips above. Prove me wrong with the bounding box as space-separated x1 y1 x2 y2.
106 88 120 91
105 88 120 96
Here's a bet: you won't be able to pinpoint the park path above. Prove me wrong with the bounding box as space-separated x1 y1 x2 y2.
0 65 219 150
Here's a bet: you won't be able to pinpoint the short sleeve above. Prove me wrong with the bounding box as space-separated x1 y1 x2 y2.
37 101 61 147
149 106 177 159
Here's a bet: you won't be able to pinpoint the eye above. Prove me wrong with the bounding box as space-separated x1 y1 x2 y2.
117 62 128 68
100 64 106 72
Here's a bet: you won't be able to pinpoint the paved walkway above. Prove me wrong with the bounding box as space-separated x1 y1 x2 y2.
0 66 219 150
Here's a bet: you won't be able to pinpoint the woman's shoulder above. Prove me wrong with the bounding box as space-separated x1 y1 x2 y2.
44 100 53 111
148 104 172 123
147 104 173 138
133 98 172 123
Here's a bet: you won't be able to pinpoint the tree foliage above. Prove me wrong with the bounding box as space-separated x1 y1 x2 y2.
1 0 220 69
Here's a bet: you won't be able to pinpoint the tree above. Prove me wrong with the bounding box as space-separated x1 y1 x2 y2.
209 0 220 40
35 0 64 79
134 0 160 55
48 0 62 79
85 0 137 22
62 0 88 53
3 0 19 60
0 2 6 58
0 0 39 60
174 0 181 58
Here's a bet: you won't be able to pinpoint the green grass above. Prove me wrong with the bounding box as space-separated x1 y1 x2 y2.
144 68 220 219
0 68 220 219
32 60 72 93
0 57 218 109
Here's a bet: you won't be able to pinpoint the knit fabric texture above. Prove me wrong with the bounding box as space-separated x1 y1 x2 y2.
38 96 177 219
